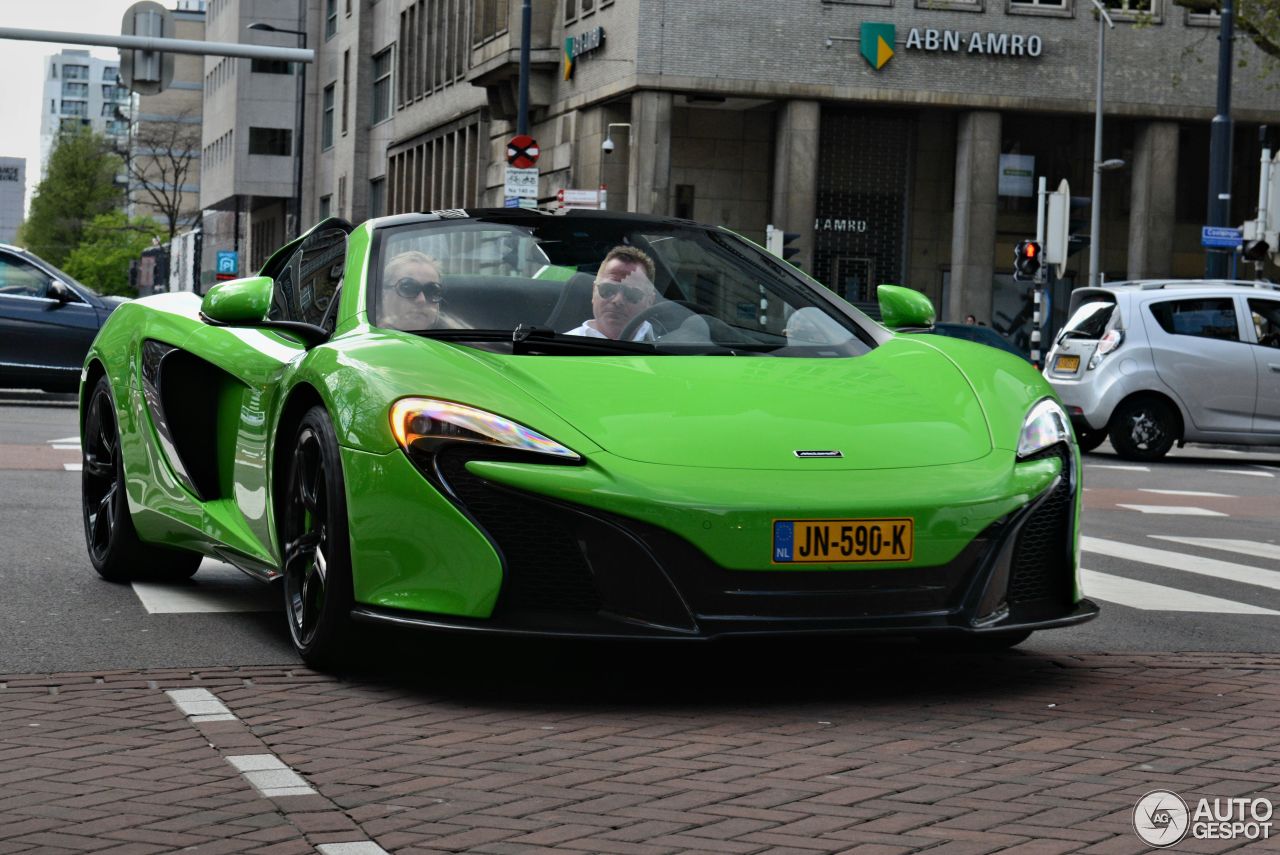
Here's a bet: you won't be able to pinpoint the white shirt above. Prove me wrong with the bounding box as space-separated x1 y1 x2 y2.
564 319 655 341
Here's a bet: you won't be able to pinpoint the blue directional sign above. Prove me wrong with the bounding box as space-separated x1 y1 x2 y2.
216 250 239 278
1201 226 1243 249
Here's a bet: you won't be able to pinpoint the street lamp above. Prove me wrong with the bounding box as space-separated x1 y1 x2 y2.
1088 0 1117 288
247 20 306 239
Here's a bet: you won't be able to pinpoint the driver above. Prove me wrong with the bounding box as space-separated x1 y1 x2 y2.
565 246 658 341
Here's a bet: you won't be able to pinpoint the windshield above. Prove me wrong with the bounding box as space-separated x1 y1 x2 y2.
1059 296 1116 340
370 213 875 357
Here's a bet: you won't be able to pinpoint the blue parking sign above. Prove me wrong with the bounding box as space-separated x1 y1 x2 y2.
216 250 239 277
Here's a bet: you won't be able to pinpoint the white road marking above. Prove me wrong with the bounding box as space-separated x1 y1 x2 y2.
63 463 82 471
1116 504 1226 517
1139 489 1234 498
1081 569 1280 615
167 688 236 721
47 436 79 445
226 754 316 798
1088 464 1151 472
52 444 80 451
318 845 391 855
1209 468 1275 478
1083 536 1280 592
1150 536 1280 562
131 560 275 613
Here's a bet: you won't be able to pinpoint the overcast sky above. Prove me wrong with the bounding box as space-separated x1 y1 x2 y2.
2 1 143 218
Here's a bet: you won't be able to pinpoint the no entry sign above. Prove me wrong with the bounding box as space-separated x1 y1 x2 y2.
506 135 540 169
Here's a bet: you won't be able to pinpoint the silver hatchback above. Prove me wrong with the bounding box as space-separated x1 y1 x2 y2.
1043 280 1280 460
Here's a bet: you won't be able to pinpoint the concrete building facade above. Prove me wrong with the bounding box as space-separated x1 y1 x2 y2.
208 1 1280 331
0 158 26 245
39 50 132 174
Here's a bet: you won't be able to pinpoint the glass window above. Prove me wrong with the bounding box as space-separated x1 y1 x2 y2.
248 127 293 156
322 84 335 150
63 64 89 80
1058 296 1117 342
1009 0 1068 9
1248 298 1280 347
326 0 338 38
268 227 347 325
319 195 332 218
251 58 292 74
104 66 118 80
370 215 877 358
341 51 350 135
0 255 55 299
62 101 88 117
62 82 88 98
369 177 386 217
565 0 576 20
371 48 393 123
1148 298 1240 341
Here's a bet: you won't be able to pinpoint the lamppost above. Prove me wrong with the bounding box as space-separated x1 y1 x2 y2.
247 20 306 239
1088 0 1123 287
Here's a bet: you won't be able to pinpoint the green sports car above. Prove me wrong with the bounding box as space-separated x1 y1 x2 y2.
79 209 1096 666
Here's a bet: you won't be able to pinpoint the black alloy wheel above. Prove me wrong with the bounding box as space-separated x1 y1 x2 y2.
281 406 354 668
1108 398 1178 462
82 375 202 582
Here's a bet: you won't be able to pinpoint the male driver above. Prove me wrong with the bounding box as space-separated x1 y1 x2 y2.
566 246 658 340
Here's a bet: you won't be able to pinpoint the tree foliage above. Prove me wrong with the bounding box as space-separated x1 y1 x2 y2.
62 212 165 297
18 127 124 266
126 112 202 240
1174 0 1280 62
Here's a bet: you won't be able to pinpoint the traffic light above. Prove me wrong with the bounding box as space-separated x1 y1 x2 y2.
765 225 803 267
1244 238 1270 262
1013 239 1042 281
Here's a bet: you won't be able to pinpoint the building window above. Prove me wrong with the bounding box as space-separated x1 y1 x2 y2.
1008 0 1070 12
100 103 118 117
369 177 386 217
325 0 338 38
251 58 292 74
372 47 393 123
322 84 335 149
581 0 593 13
338 175 347 214
1104 0 1159 19
319 195 332 218
565 0 575 20
248 127 293 156
341 50 350 135
386 115 482 213
63 64 89 80
62 82 88 98
104 65 118 80
472 0 509 44
398 0 471 107
61 101 88 117
346 0 353 14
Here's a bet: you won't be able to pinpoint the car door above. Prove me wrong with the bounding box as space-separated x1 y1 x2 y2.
1247 296 1280 434
0 250 101 385
1144 295 1256 433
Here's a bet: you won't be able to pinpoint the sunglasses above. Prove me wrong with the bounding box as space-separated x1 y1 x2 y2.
394 278 444 303
595 281 648 303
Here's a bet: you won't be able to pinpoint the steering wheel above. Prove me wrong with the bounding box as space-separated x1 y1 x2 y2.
620 300 708 341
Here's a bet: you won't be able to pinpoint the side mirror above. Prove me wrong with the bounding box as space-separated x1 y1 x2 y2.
200 276 273 325
877 284 936 329
47 281 76 306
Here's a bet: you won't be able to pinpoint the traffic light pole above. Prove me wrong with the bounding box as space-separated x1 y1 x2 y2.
1205 0 1235 278
1032 178 1047 369
0 25 313 62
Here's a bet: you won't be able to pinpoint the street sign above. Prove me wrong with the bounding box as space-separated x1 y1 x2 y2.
506 135 540 169
1201 226 1243 249
504 166 539 199
119 1 174 94
559 188 604 209
215 250 238 280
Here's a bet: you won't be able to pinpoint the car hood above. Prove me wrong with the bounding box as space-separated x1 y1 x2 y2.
458 337 992 470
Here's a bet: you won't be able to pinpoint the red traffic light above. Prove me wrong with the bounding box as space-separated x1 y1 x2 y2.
1025 242 1037 258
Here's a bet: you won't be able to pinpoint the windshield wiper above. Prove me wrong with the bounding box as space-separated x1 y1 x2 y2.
411 326 663 355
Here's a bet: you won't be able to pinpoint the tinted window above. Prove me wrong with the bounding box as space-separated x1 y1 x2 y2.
1148 298 1239 341
0 254 54 298
1060 297 1115 340
1248 298 1280 347
269 228 346 326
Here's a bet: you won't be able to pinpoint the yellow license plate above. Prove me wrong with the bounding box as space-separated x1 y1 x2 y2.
772 518 914 564
1054 354 1081 372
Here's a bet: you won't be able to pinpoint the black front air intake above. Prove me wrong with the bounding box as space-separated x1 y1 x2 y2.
1007 444 1075 620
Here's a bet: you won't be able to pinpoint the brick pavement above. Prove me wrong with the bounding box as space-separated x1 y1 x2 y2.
2 647 1279 853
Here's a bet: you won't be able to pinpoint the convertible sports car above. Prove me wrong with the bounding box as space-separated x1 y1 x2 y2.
80 209 1096 666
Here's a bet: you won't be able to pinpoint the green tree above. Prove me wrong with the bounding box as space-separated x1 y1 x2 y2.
1175 0 1280 61
18 127 124 265
62 212 165 297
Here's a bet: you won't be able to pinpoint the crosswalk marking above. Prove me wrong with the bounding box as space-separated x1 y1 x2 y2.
1116 504 1226 517
1209 468 1275 478
1138 489 1234 498
1081 568 1280 615
1149 536 1280 562
1082 536 1280 592
47 435 79 445
1088 464 1151 472
63 463 82 472
132 561 276 614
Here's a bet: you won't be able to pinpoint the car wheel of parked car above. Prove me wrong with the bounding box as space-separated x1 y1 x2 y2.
281 406 355 669
82 375 203 582
1074 426 1107 454
1108 397 1178 461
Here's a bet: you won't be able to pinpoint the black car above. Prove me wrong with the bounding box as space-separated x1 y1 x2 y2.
924 322 1030 361
0 244 127 392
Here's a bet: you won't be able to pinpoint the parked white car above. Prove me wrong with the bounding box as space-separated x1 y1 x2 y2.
1043 280 1280 460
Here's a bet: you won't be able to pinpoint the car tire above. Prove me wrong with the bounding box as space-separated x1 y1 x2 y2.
281 406 355 669
1108 398 1178 461
82 375 203 583
1074 426 1107 454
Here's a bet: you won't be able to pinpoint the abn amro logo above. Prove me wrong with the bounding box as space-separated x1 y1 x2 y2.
1133 790 1190 847
860 22 895 70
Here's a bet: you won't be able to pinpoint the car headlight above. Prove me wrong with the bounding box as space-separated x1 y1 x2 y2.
390 398 581 461
1017 398 1072 460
